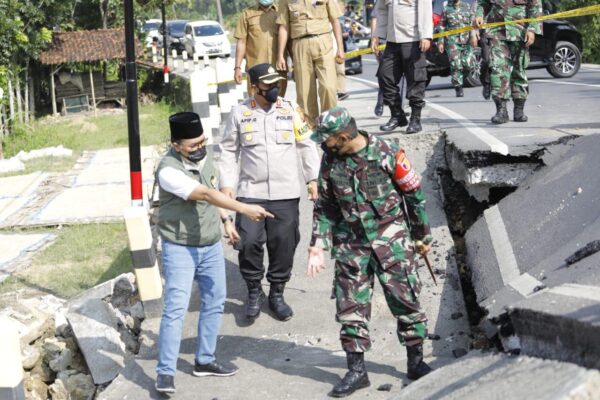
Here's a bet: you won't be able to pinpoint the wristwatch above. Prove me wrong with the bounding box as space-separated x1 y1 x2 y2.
221 215 234 224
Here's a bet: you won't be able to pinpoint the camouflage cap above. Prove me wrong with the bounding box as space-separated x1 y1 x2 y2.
310 106 352 143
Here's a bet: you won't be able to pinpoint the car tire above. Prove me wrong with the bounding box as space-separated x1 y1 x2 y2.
546 41 581 78
464 48 482 88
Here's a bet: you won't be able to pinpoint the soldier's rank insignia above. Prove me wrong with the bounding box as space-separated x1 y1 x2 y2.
243 111 253 117
245 134 253 142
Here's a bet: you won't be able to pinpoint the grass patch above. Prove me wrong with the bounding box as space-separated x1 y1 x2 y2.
0 223 133 299
2 102 173 158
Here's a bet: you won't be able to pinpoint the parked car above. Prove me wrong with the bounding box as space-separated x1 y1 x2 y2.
183 21 231 58
141 19 161 48
426 0 583 86
157 20 188 54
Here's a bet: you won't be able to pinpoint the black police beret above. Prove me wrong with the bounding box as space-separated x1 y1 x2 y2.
169 112 203 141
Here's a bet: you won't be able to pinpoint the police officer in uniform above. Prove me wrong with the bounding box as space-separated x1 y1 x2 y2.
234 0 289 96
372 0 433 133
155 112 273 394
307 107 433 397
219 63 320 322
276 0 345 128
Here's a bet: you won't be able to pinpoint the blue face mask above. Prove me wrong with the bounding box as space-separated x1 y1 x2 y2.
258 0 273 6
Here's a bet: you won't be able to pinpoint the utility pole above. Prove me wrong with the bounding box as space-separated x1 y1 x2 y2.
216 0 224 26
123 0 143 207
161 0 169 83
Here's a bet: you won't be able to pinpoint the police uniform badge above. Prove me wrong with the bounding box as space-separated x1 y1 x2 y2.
245 133 253 142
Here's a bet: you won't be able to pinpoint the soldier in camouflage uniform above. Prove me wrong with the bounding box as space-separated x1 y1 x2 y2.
307 107 433 397
437 0 474 97
475 0 542 123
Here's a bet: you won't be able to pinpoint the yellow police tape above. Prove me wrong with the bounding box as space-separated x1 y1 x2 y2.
344 4 600 59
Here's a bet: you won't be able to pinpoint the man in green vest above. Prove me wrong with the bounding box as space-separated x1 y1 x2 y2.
154 112 273 394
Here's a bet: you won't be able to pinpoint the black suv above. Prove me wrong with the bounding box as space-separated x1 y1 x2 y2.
426 0 583 86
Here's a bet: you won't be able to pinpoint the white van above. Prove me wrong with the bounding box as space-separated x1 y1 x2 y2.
183 21 231 58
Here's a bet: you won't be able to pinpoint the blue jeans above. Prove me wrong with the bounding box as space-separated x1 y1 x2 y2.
156 240 226 376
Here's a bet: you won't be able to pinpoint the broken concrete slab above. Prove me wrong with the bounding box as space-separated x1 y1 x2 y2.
12 146 161 226
0 233 56 280
0 295 65 346
509 283 600 370
66 298 126 384
465 134 600 319
0 172 48 224
391 352 600 400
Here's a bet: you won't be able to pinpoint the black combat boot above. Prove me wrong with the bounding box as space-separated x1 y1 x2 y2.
491 98 509 124
330 352 370 397
245 280 265 320
406 344 432 380
268 282 293 321
513 98 528 122
405 107 422 134
455 86 464 97
482 82 491 100
379 105 408 131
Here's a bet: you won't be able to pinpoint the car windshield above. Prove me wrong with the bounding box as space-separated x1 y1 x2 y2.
194 25 224 37
168 21 187 35
143 21 160 31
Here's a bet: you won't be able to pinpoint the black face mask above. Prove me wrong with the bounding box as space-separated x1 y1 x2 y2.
187 147 207 162
321 141 346 158
258 86 279 103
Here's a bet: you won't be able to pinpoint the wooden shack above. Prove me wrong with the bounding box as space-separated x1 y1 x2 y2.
39 29 142 115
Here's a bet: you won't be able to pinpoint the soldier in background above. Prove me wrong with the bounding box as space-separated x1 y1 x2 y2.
234 0 288 96
437 0 474 97
471 27 492 100
475 0 542 123
276 0 345 128
307 107 433 397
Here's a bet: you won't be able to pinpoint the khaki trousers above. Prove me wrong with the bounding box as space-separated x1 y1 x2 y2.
291 34 337 128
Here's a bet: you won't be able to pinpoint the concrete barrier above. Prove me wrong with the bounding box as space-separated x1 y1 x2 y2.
0 316 25 400
215 57 236 123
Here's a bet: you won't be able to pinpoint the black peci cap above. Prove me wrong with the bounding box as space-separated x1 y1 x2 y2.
248 63 284 85
169 112 203 141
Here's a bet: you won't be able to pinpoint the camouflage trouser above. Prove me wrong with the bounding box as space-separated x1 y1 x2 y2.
490 39 530 100
334 253 427 353
445 41 473 87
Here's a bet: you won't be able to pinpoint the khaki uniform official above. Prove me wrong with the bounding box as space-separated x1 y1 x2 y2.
277 0 342 127
234 3 288 96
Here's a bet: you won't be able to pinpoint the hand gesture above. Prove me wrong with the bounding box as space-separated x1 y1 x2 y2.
470 30 480 48
420 39 432 52
307 246 326 277
276 56 287 71
474 17 484 28
335 49 345 64
242 204 274 222
371 36 380 56
234 68 243 84
415 240 432 255
524 31 535 48
223 220 240 245
307 181 318 201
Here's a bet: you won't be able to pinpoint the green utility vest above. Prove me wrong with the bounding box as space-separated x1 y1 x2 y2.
156 148 221 246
